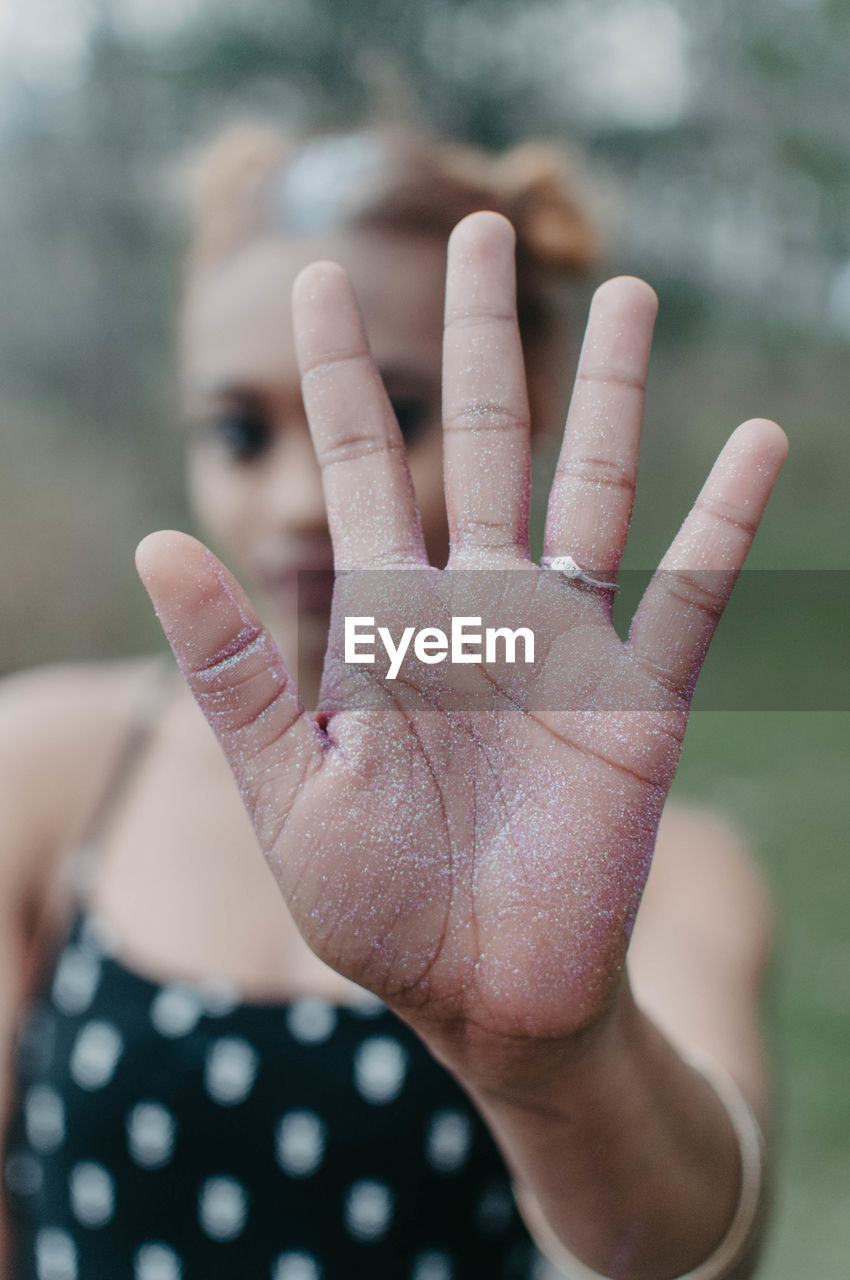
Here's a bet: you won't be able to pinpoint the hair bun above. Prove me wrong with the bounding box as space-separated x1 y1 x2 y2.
184 122 292 270
491 142 600 272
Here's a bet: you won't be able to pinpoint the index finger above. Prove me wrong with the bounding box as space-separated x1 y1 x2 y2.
293 262 428 571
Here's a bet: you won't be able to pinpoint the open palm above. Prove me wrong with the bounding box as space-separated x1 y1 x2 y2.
137 213 786 1055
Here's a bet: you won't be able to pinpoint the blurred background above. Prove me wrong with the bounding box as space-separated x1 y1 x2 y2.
0 0 847 1273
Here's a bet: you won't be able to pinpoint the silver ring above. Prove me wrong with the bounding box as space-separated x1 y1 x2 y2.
540 554 620 593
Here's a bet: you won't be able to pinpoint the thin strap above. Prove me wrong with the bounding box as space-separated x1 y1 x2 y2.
63 655 181 906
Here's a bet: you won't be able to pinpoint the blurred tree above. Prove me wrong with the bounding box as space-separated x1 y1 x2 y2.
3 0 850 452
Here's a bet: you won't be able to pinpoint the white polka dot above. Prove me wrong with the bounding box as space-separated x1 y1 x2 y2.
79 910 120 958
475 1180 515 1235
150 985 203 1038
270 1252 321 1280
425 1108 472 1173
69 1161 115 1228
198 976 241 1018
286 997 337 1045
274 1109 326 1178
51 945 101 1016
69 1020 124 1090
133 1242 183 1280
204 1037 259 1105
24 1084 66 1153
348 988 387 1018
353 1036 408 1104
35 1226 77 1280
5 1150 43 1196
198 1175 249 1241
411 1250 454 1280
126 1102 177 1169
344 1178 394 1242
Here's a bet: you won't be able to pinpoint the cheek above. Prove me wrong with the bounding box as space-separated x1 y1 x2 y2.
185 453 254 554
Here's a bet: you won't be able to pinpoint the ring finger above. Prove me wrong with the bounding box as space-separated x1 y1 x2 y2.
543 276 657 589
292 261 427 571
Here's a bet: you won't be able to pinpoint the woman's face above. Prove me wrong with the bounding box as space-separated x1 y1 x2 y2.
180 228 449 640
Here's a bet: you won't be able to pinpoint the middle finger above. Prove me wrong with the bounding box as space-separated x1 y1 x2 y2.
442 212 532 566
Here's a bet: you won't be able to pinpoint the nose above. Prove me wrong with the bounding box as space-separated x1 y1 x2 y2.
261 418 329 544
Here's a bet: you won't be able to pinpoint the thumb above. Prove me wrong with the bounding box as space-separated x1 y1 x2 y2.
135 530 323 849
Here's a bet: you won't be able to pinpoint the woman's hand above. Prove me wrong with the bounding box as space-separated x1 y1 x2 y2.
136 212 787 1087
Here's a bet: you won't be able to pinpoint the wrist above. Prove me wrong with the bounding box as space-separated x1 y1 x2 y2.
418 980 756 1280
413 970 639 1108
513 1054 767 1280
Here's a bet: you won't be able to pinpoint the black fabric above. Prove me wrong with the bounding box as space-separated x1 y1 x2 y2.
4 907 542 1280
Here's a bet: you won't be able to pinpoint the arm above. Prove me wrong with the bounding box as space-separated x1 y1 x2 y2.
0 891 31 1280
423 808 772 1280
463 985 759 1280
0 671 65 1277
628 804 774 1125
0 661 158 1276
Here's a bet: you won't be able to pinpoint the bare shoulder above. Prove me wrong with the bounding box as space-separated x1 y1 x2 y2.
0 653 164 726
0 654 169 896
0 654 165 761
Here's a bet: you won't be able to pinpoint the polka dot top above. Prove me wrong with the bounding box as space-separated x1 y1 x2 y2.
2 665 554 1280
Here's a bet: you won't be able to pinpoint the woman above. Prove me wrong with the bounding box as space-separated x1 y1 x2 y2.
0 126 785 1279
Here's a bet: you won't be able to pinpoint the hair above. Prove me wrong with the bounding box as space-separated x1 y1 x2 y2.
181 121 600 367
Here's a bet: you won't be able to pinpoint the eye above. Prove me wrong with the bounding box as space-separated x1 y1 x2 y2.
206 410 271 463
391 396 432 446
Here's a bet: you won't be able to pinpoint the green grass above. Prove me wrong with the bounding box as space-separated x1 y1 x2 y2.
671 712 850 1277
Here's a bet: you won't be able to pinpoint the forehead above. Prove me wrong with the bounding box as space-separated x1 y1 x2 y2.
181 229 447 391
